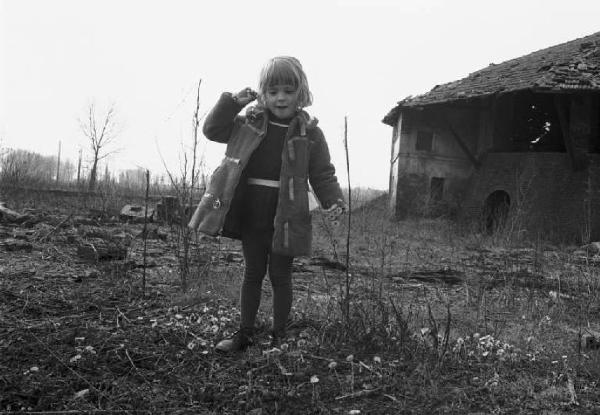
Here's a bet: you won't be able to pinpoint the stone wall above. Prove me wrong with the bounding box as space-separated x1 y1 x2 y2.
462 153 600 242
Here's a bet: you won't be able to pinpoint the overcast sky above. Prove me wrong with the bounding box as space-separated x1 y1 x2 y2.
1 0 599 189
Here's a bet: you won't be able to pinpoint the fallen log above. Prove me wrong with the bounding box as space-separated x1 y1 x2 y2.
0 203 28 223
0 238 33 252
77 238 127 261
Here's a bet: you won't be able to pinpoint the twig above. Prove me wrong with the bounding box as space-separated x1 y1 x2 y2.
384 393 407 402
116 307 132 323
335 387 381 400
426 302 439 350
305 353 335 363
247 363 270 375
37 214 73 242
358 360 382 378
440 301 452 364
125 348 139 372
124 348 152 386
115 307 131 329
343 115 352 322
567 374 579 406
20 292 30 315
274 358 292 376
141 169 150 297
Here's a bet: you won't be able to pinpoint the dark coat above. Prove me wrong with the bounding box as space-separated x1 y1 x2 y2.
188 92 343 257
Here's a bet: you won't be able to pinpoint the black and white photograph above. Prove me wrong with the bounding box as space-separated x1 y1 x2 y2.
2 0 600 413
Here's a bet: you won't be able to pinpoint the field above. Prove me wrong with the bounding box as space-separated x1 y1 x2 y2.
1 190 600 414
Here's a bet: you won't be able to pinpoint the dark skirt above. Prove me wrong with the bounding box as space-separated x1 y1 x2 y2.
241 184 279 233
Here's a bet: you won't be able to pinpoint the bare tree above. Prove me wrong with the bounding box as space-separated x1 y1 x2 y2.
79 102 119 191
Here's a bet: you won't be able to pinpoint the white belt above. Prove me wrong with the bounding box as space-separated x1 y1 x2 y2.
248 178 280 188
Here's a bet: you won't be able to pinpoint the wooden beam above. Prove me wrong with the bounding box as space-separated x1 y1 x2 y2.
554 95 580 171
441 113 481 169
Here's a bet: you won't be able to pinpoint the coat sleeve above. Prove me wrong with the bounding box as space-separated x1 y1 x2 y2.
202 92 245 143
308 127 344 209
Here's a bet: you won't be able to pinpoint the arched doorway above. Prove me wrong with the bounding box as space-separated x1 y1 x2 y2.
484 190 510 233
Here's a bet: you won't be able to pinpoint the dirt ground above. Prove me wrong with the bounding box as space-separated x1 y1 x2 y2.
2 196 600 414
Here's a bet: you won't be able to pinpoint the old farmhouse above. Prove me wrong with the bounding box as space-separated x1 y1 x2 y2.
383 31 600 241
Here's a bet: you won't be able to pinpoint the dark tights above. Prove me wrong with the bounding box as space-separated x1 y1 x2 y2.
240 230 293 332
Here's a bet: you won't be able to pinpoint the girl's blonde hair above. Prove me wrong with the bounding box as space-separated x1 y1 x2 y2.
257 56 313 109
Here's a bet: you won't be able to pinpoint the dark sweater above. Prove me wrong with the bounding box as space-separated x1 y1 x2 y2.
244 113 291 180
242 112 292 232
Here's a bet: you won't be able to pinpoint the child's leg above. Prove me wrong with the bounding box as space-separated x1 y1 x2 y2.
240 231 270 329
268 252 294 333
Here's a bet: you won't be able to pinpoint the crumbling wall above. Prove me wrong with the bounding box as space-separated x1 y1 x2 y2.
462 153 600 242
392 107 478 218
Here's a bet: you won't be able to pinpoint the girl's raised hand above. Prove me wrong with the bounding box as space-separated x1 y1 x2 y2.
233 87 258 106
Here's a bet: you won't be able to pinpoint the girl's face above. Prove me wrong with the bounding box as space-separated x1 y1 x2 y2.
264 84 299 119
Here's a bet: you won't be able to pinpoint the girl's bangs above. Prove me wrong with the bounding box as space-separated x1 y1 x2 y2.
265 63 299 88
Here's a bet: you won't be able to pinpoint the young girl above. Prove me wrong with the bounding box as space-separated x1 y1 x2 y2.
189 56 346 352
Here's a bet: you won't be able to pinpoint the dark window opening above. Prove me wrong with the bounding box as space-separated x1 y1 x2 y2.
430 177 444 202
401 111 413 134
416 131 434 152
511 92 565 152
484 190 510 233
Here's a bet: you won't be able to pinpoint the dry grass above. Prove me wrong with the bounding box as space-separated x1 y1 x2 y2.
1 190 600 413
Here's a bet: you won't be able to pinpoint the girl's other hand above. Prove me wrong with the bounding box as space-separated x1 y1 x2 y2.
233 87 258 106
324 200 347 225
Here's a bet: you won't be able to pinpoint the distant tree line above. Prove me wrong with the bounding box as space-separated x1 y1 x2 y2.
0 146 173 195
0 99 209 198
0 148 76 187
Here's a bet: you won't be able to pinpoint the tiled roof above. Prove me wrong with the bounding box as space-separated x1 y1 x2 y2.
383 31 600 125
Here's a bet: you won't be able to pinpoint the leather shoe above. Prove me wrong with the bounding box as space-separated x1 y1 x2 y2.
215 328 254 353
